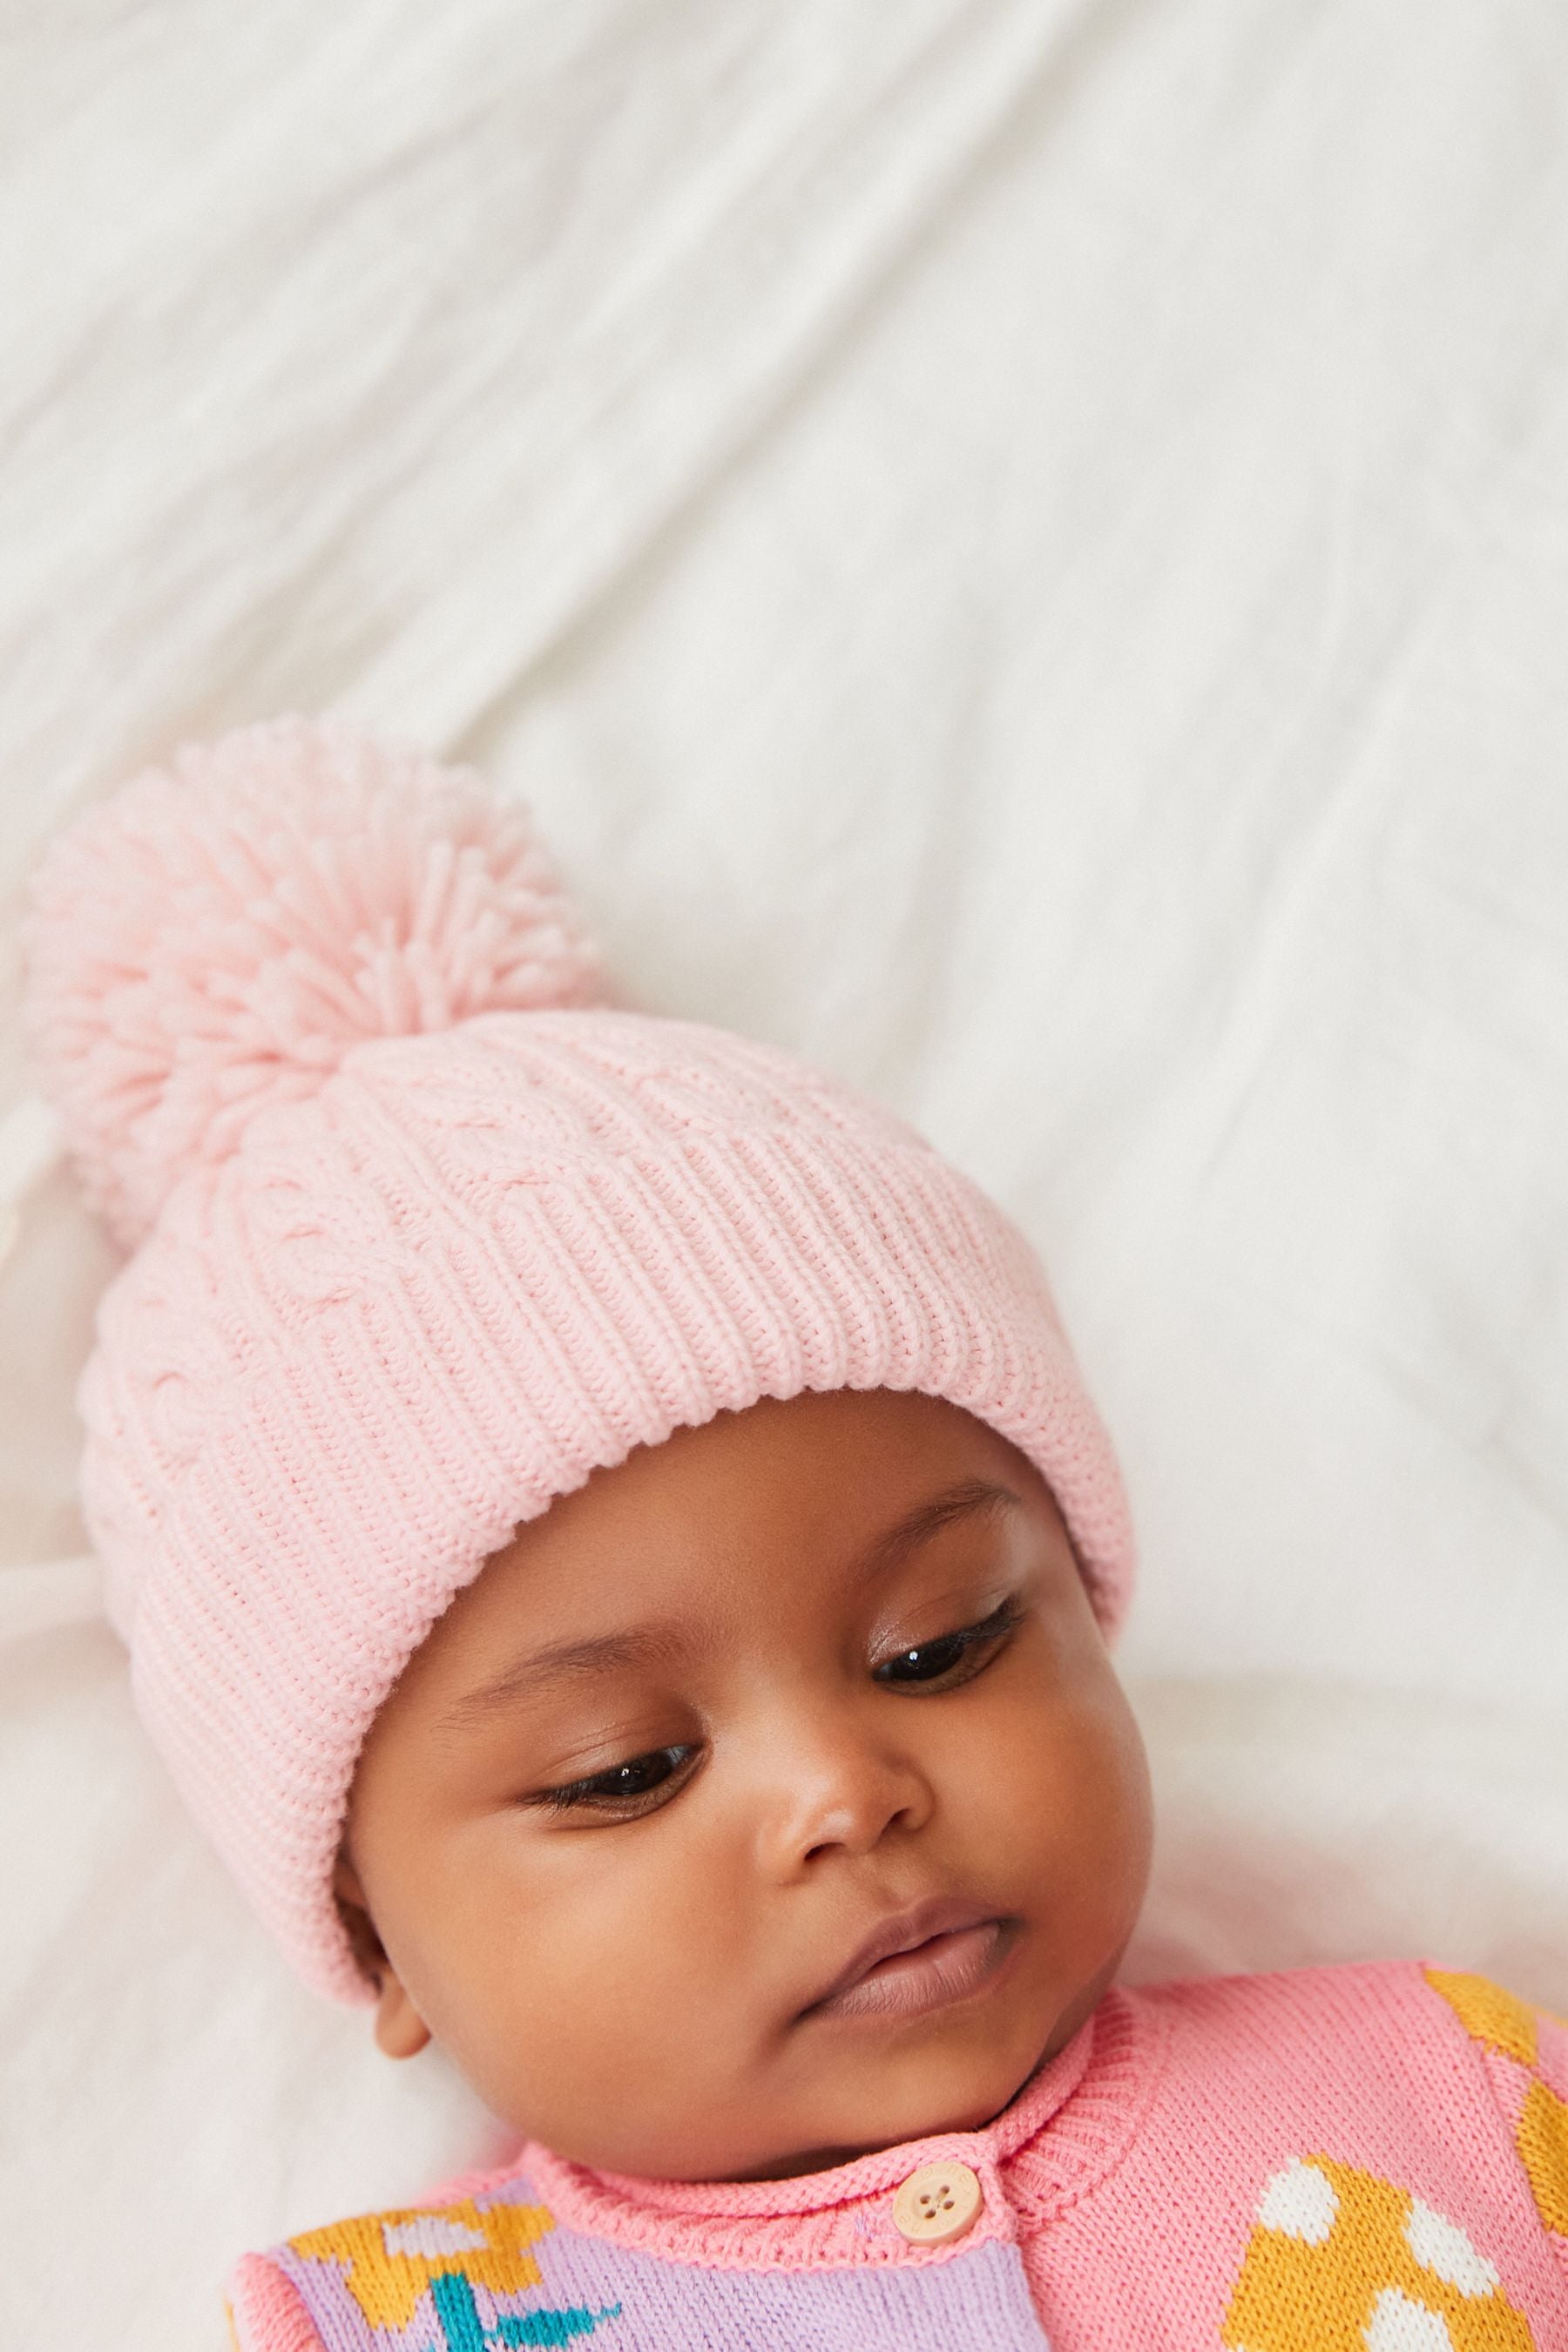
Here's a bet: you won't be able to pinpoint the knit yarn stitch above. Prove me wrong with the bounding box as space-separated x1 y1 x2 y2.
23 717 1133 2003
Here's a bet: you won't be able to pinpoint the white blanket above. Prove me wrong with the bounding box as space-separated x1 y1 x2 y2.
3 3 1567 2343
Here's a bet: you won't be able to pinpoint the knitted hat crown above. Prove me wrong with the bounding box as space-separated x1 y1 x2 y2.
23 718 1133 2003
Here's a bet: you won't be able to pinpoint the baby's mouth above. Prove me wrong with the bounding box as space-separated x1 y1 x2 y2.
798 1897 1017 2025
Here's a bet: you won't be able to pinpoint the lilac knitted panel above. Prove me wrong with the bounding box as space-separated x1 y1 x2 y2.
272 2204 1051 2351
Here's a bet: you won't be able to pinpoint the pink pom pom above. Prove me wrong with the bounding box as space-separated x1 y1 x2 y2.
24 717 608 1249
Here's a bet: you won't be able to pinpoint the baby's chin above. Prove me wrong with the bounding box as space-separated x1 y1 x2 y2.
666 2067 1037 2184
760 2043 1071 2180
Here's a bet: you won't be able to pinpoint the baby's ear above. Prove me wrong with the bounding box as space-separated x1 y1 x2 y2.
333 1851 433 2061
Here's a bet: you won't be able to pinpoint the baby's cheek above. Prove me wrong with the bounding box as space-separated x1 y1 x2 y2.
986 1686 1150 1927
446 1843 757 2143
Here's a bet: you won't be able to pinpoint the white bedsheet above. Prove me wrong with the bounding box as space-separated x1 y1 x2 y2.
3 3 1567 2342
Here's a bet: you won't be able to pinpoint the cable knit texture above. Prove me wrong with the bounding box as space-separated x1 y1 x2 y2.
230 1964 1568 2349
22 718 1133 2003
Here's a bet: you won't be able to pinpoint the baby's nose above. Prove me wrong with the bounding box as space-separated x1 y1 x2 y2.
752 1715 935 1878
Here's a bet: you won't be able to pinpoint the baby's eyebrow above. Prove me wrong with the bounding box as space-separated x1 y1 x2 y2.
441 1625 685 1734
852 1477 1021 1585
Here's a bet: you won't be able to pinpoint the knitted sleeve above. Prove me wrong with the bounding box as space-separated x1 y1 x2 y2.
226 2253 324 2351
1422 1967 1568 2273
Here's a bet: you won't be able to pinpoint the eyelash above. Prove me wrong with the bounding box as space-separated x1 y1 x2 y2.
871 1595 1024 1690
530 1598 1024 1821
534 1745 700 1820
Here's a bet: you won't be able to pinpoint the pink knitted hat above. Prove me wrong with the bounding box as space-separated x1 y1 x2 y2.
23 718 1133 2004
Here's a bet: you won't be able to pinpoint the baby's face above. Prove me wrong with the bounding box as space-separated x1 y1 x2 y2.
337 1387 1152 2181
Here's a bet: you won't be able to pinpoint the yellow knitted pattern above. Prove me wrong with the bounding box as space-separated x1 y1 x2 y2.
289 2194 553 2327
1426 1966 1568 2246
1427 1971 1539 2068
1517 2081 1568 2240
1220 2153 1534 2349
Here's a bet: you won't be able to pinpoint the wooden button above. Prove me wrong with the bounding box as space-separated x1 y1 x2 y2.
891 2159 984 2246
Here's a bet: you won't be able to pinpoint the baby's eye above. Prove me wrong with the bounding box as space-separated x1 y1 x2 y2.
534 1743 699 1819
873 1598 1023 1690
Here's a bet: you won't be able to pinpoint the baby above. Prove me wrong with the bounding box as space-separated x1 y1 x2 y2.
25 720 1568 2350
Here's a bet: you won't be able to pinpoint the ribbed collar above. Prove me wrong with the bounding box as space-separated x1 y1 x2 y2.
524 1987 1158 2271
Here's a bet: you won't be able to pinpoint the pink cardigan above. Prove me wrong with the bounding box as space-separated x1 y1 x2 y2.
228 1960 1568 2349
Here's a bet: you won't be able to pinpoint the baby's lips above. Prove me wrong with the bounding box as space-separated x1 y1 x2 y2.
794 1895 1002 2018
